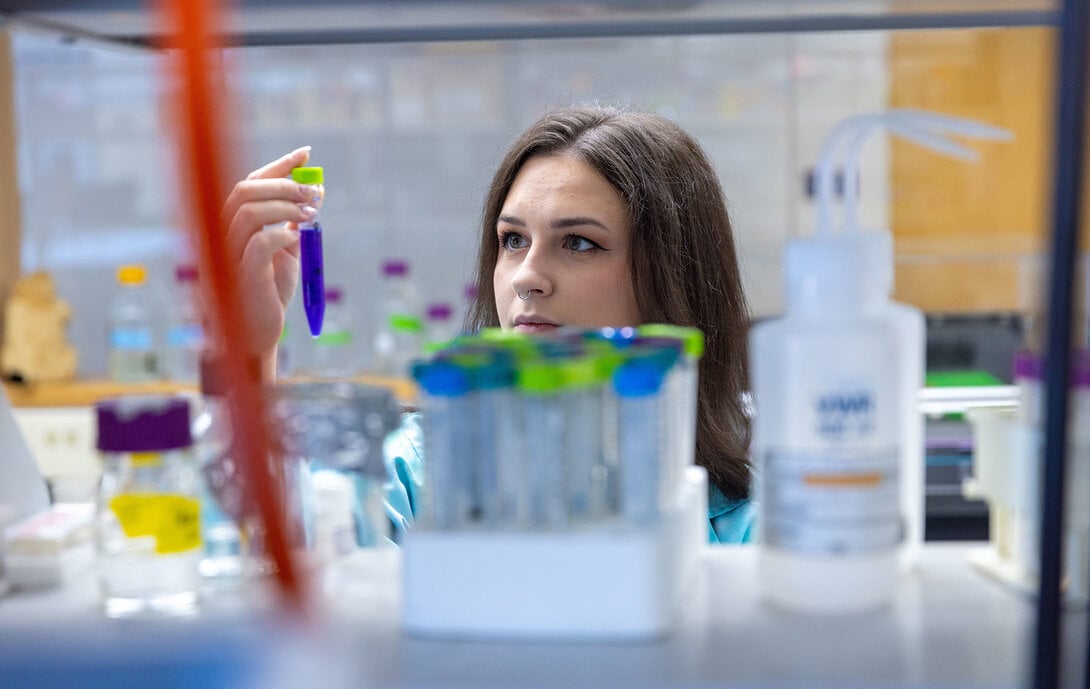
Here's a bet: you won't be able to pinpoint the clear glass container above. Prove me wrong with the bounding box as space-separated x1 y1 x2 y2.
95 395 201 618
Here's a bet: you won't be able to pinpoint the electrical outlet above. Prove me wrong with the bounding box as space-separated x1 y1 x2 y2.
12 407 100 500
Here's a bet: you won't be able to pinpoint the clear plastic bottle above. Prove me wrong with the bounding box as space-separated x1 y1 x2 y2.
309 285 356 378
372 259 422 377
751 236 902 613
95 395 201 618
162 265 204 383
423 302 457 353
106 264 160 383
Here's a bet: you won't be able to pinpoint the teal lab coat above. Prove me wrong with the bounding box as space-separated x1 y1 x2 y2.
382 413 756 544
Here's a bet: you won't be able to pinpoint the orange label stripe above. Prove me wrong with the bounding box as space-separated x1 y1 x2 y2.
803 472 884 487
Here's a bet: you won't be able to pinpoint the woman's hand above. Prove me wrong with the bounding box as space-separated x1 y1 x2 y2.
220 146 316 376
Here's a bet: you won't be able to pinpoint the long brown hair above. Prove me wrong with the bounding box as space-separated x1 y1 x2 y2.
466 105 752 500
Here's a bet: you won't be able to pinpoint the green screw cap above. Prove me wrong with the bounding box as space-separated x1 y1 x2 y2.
291 166 324 184
638 323 705 359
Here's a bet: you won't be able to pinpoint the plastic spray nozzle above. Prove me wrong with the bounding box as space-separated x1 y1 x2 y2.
813 109 1013 236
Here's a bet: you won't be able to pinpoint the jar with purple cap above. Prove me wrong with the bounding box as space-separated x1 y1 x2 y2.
95 395 202 618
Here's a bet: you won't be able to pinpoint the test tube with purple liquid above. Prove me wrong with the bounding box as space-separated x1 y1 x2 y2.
291 166 325 336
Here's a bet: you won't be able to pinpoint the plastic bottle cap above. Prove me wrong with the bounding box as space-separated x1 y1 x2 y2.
592 326 639 348
785 235 868 309
427 303 453 320
517 361 566 394
636 324 705 358
117 265 147 285
290 166 324 185
562 357 602 390
175 265 198 283
613 358 668 397
413 361 471 397
96 395 192 452
474 360 516 390
1013 350 1042 381
381 259 408 277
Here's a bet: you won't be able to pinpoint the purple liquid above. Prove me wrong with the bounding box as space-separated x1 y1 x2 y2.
300 225 325 336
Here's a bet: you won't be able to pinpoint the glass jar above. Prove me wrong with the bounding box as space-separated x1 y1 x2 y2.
95 395 201 618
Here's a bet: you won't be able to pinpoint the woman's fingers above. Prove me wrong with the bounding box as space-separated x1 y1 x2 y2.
246 146 310 181
226 199 313 266
221 144 313 234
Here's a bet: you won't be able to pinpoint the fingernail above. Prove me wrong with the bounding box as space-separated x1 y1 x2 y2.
294 145 312 155
301 205 318 217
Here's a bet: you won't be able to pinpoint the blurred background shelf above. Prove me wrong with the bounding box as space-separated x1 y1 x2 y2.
0 0 1060 48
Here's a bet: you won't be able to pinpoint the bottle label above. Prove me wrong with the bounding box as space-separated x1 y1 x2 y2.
130 452 162 467
110 327 153 350
762 447 901 555
389 314 422 333
109 494 202 554
316 330 352 347
166 324 204 347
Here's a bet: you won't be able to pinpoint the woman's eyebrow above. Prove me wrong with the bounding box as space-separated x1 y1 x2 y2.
497 215 608 231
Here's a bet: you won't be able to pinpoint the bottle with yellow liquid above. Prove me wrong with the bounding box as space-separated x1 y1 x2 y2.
95 395 202 618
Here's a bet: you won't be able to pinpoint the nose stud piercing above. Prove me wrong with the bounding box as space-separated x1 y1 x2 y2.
517 289 532 301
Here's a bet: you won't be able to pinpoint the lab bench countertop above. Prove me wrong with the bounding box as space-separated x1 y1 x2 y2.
3 375 417 408
0 544 1082 688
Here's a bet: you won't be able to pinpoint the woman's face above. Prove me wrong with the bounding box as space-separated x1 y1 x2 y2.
493 154 641 334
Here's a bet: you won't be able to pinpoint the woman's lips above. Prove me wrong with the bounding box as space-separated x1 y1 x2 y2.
514 322 560 334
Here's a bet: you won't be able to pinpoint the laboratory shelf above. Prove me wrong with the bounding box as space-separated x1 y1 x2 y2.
0 544 1082 687
0 0 1060 48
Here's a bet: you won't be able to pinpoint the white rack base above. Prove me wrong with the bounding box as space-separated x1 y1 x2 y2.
402 466 708 640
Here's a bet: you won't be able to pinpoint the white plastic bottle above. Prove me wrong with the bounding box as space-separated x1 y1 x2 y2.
106 264 160 383
751 236 902 613
858 233 926 570
162 265 204 383
309 285 356 378
372 259 422 377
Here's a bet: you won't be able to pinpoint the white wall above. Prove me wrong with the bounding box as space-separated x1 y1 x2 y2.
12 29 889 377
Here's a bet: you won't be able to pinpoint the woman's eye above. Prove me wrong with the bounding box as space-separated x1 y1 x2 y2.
563 235 599 252
500 231 526 250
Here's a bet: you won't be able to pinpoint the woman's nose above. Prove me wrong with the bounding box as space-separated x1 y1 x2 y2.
510 246 553 300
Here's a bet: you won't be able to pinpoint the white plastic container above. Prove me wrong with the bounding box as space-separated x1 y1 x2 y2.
403 466 708 640
751 236 902 613
858 232 926 570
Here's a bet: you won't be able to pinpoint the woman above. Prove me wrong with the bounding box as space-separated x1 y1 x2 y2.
224 105 754 543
